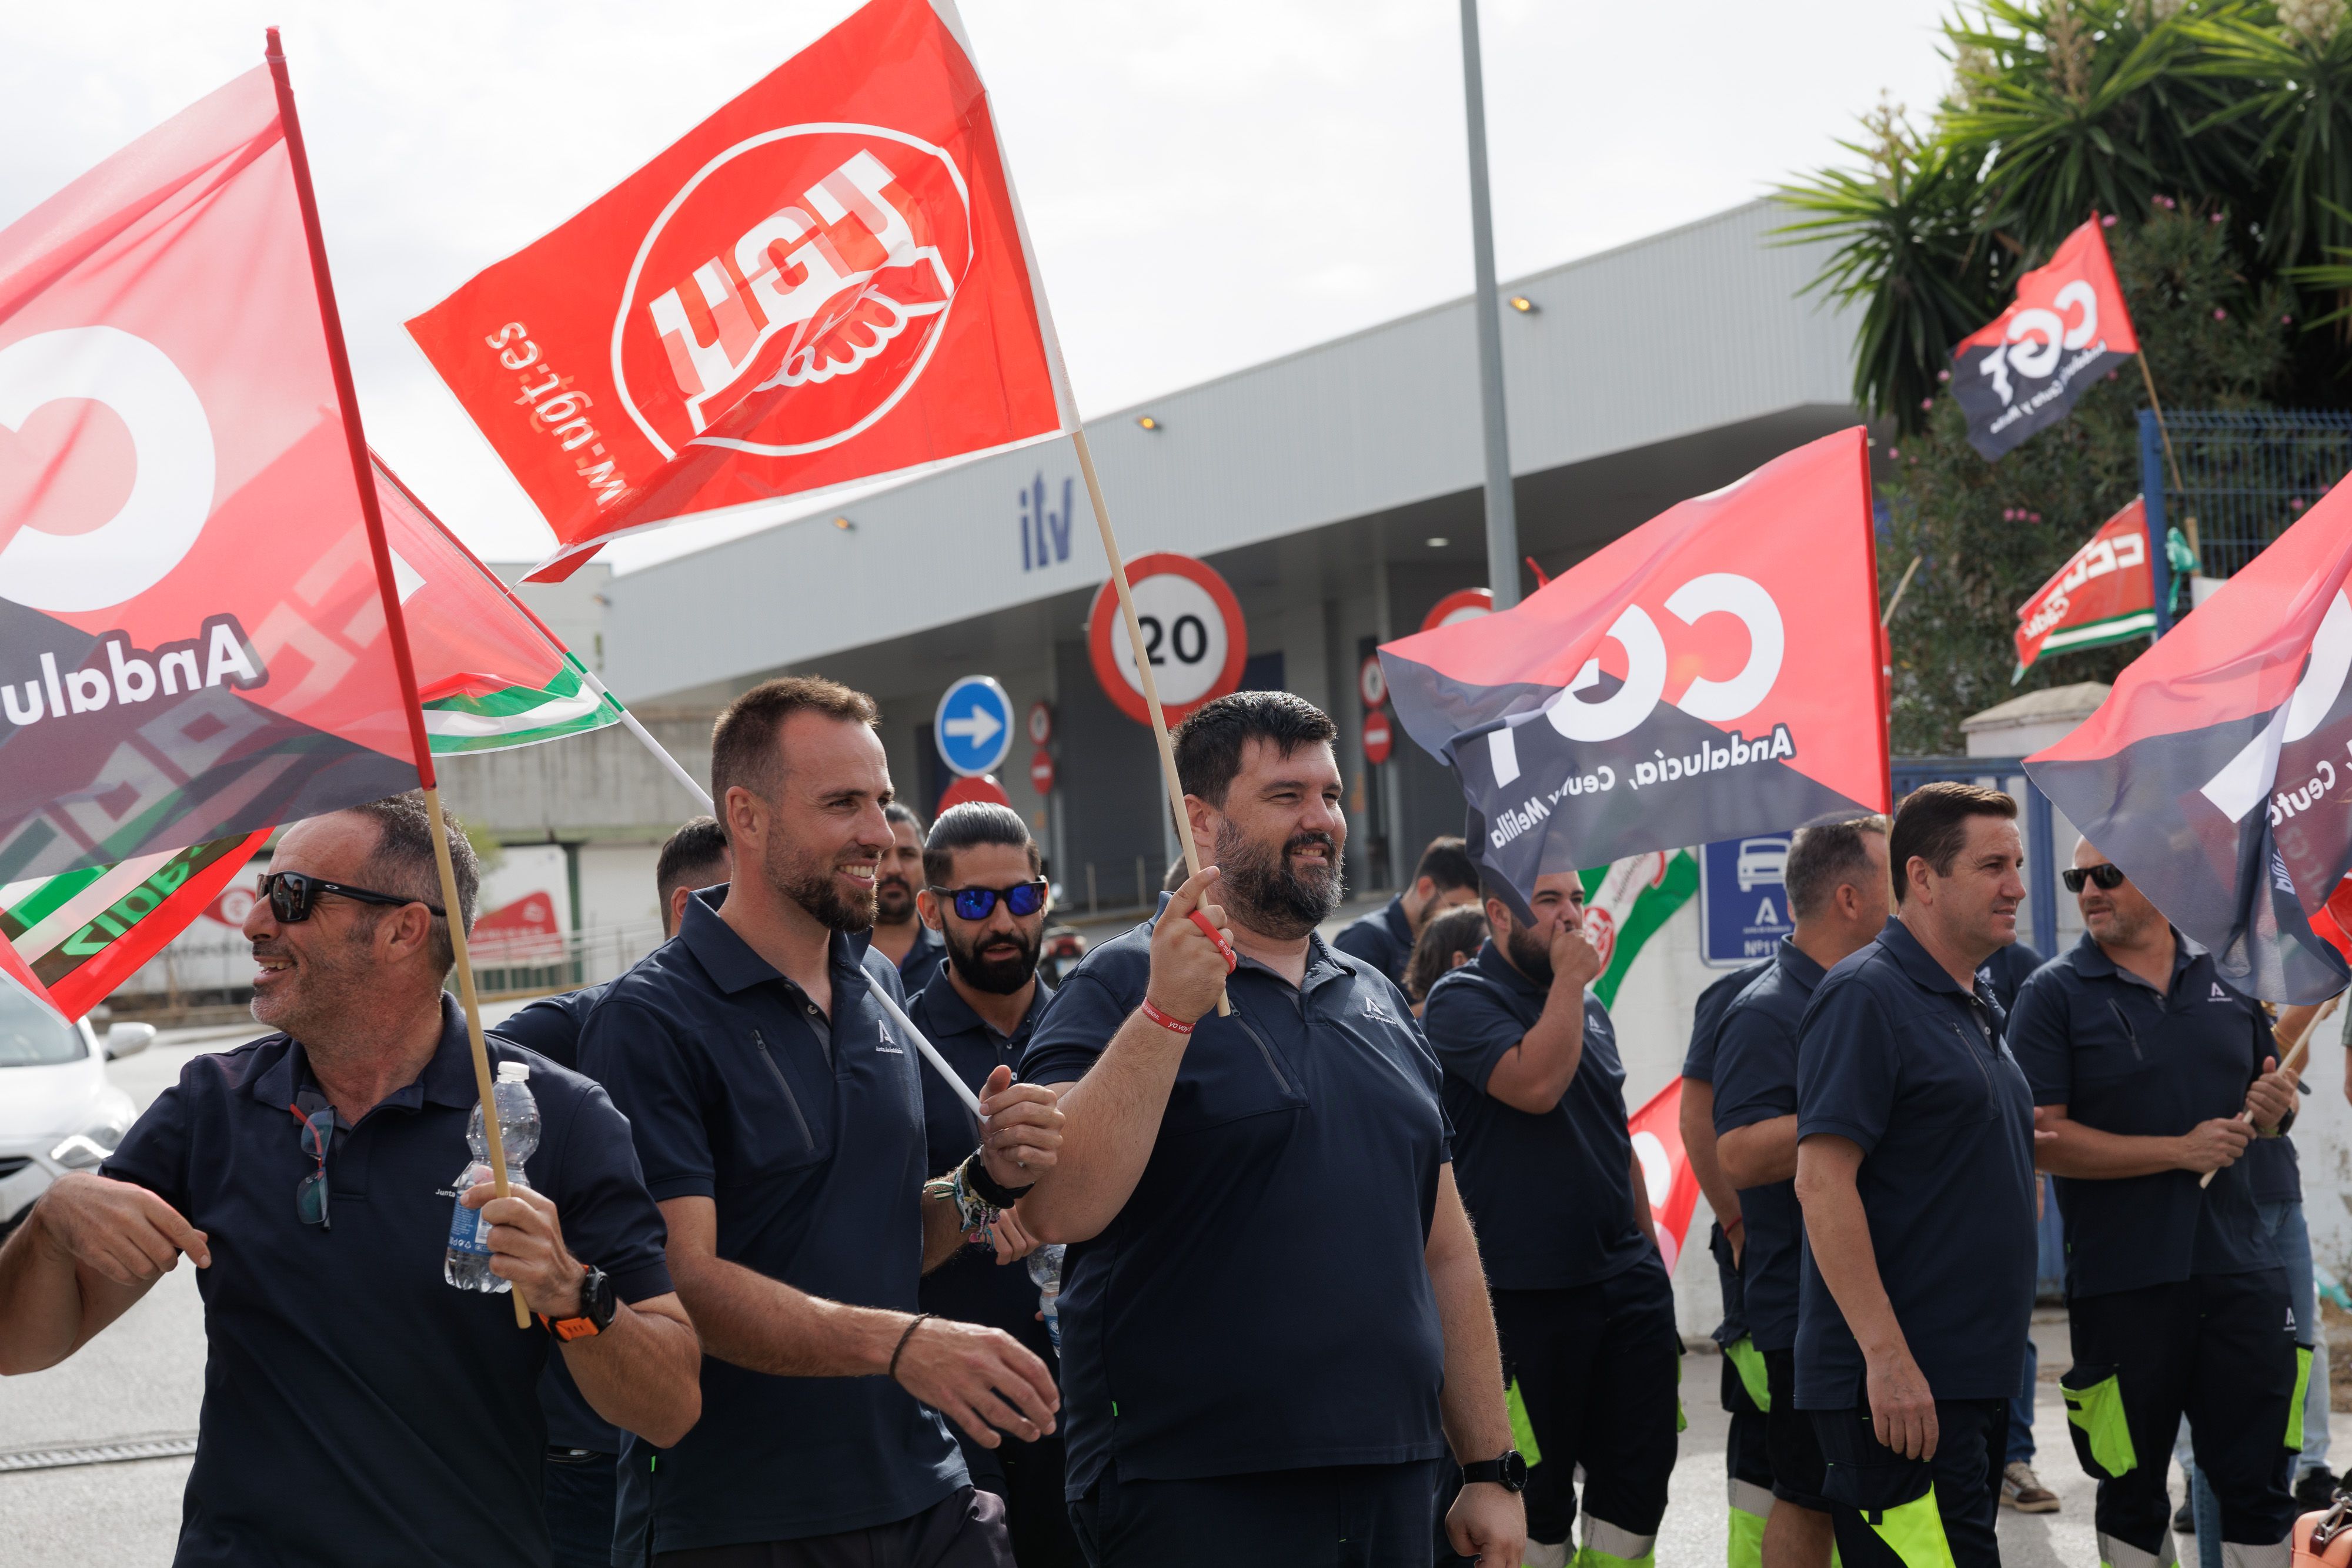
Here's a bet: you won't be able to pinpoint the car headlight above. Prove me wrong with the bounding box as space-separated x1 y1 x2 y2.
51 1120 128 1171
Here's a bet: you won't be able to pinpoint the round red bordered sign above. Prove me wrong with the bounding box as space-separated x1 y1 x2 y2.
1420 587 1494 634
1358 654 1387 709
1362 708 1394 765
1027 701 1054 746
1087 552 1248 727
1030 749 1056 793
937 774 1013 812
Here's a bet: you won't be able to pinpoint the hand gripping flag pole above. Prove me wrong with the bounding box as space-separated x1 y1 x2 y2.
2196 994 2339 1190
265 30 530 1328
1070 432 1229 1016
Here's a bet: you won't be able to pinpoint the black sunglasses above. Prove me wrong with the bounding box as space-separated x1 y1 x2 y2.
930 880 1048 921
285 1103 335 1230
2062 864 2129 893
258 870 444 924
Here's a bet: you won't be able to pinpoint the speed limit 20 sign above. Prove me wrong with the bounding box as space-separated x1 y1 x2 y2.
1087 552 1249 726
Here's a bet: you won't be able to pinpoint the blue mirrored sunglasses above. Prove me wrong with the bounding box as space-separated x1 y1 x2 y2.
930 880 1048 921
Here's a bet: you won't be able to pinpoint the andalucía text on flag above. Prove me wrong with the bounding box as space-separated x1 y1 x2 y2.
407 0 1078 583
1952 216 2139 462
2024 479 2352 1001
2013 497 2157 680
1379 429 1890 915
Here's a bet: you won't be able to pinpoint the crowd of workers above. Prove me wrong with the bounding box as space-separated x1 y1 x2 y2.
0 679 2333 1568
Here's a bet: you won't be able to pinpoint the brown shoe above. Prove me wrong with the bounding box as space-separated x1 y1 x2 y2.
2002 1461 2060 1514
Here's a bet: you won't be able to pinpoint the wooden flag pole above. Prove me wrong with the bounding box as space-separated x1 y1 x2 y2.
266 29 529 1327
2197 993 2338 1190
1070 429 1229 1016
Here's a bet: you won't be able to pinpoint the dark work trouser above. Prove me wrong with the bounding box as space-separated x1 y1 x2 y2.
657 1487 1012 1568
1724 1340 1775 1568
1491 1256 1682 1559
1069 1459 1445 1568
544 1447 619 1568
956 1420 1084 1568
2067 1270 2298 1566
1809 1399 2006 1568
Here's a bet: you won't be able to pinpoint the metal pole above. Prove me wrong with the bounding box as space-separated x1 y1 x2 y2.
1459 0 1520 610
2141 412 2173 636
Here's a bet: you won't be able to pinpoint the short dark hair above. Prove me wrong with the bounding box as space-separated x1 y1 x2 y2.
884 801 923 835
709 676 878 833
342 791 477 975
1404 903 1488 1002
923 803 1039 886
656 816 730 908
1171 691 1338 808
1784 814 1889 921
1414 835 1478 893
1889 783 2018 905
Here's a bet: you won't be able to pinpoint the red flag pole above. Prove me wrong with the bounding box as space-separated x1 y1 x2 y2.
264 29 529 1328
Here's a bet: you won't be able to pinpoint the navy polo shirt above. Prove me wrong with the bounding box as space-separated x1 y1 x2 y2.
2247 1133 2303 1206
1422 941 1652 1292
2006 931 2281 1299
581 889 964 1553
1683 958 1774 1082
1333 894 1416 987
1977 938 2045 1019
1020 918 1451 1496
894 922 947 994
907 961 1055 1359
101 995 671 1568
1793 919 2036 1408
1711 940 1827 1354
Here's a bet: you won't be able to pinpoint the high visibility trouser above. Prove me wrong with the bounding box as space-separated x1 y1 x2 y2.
2068 1272 2297 1563
1723 1335 1775 1568
1811 1399 2007 1568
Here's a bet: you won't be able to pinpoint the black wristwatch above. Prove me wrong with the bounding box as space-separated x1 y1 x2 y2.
541 1264 617 1342
1461 1450 1528 1492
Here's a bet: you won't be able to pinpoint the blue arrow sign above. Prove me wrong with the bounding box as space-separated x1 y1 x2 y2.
934 676 1014 778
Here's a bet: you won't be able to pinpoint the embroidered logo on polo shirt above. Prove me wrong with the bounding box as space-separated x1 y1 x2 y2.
2209 982 2231 1002
1363 996 1395 1024
876 1021 906 1055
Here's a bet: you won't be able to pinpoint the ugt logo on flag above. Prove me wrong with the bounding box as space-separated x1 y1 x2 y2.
409 0 1078 582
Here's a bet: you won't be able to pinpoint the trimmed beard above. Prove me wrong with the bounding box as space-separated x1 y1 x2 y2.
874 875 917 926
1503 921 1553 987
944 924 1042 996
1214 820 1344 942
767 835 876 933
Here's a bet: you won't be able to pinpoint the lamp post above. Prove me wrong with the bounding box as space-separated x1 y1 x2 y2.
1459 0 1520 609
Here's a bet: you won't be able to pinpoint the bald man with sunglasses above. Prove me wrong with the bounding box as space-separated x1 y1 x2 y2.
0 793 701 1568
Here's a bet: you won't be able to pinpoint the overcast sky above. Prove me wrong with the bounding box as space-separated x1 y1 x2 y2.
0 1 1955 569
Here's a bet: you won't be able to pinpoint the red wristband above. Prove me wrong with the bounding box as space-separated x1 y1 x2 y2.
1140 998 1196 1035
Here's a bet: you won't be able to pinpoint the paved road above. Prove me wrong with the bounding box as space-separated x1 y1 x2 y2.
7 1010 2346 1564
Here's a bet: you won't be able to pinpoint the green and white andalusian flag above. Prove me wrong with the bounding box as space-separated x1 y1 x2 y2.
4 456 629 1018
1579 848 1700 1007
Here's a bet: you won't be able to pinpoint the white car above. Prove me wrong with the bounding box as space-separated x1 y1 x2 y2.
0 985 155 1236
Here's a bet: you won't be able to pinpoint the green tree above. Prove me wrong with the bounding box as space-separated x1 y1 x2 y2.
1780 0 2352 750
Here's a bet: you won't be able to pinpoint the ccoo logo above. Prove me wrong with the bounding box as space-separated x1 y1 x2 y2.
610 125 973 463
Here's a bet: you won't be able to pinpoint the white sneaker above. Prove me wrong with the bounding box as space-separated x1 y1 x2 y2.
2003 1460 2060 1514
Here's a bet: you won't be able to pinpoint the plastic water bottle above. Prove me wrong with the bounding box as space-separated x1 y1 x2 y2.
1027 1243 1065 1352
444 1062 541 1292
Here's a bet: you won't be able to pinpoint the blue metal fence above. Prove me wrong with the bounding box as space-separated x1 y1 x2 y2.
2141 409 2352 630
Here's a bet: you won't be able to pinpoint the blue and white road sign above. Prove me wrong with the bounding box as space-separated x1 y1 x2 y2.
934 676 1014 778
1700 834 1796 967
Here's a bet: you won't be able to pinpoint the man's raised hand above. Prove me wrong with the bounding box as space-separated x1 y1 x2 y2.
1547 911 1604 995
34 1172 209 1288
1145 864 1232 1027
977 1064 1062 1189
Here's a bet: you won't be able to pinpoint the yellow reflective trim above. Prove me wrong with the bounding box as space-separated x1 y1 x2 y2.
1727 1497 1766 1568
1725 1335 1772 1412
2288 1345 2313 1452
1866 1483 1957 1568
1507 1378 1542 1467
2064 1372 2139 1478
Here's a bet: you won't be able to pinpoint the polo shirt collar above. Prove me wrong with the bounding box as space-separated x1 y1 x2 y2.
679 884 867 997
2064 925 2197 992
1875 916 1986 1000
1775 936 1828 992
249 992 478 1116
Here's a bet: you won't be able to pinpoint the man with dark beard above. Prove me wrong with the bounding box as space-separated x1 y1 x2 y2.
582 677 1066 1568
1419 869 1681 1568
1018 691 1526 1568
872 801 947 989
907 802 1081 1567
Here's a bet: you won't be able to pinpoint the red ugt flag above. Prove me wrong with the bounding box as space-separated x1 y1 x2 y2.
2012 497 2157 678
1952 218 2138 461
2024 483 2352 1001
1628 1076 1701 1274
0 67 420 890
1379 429 1889 910
407 0 1078 581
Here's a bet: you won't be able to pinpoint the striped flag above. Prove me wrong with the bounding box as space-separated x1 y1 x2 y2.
4 459 630 1018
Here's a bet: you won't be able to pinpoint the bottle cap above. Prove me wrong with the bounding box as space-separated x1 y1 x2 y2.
496 1061 530 1082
